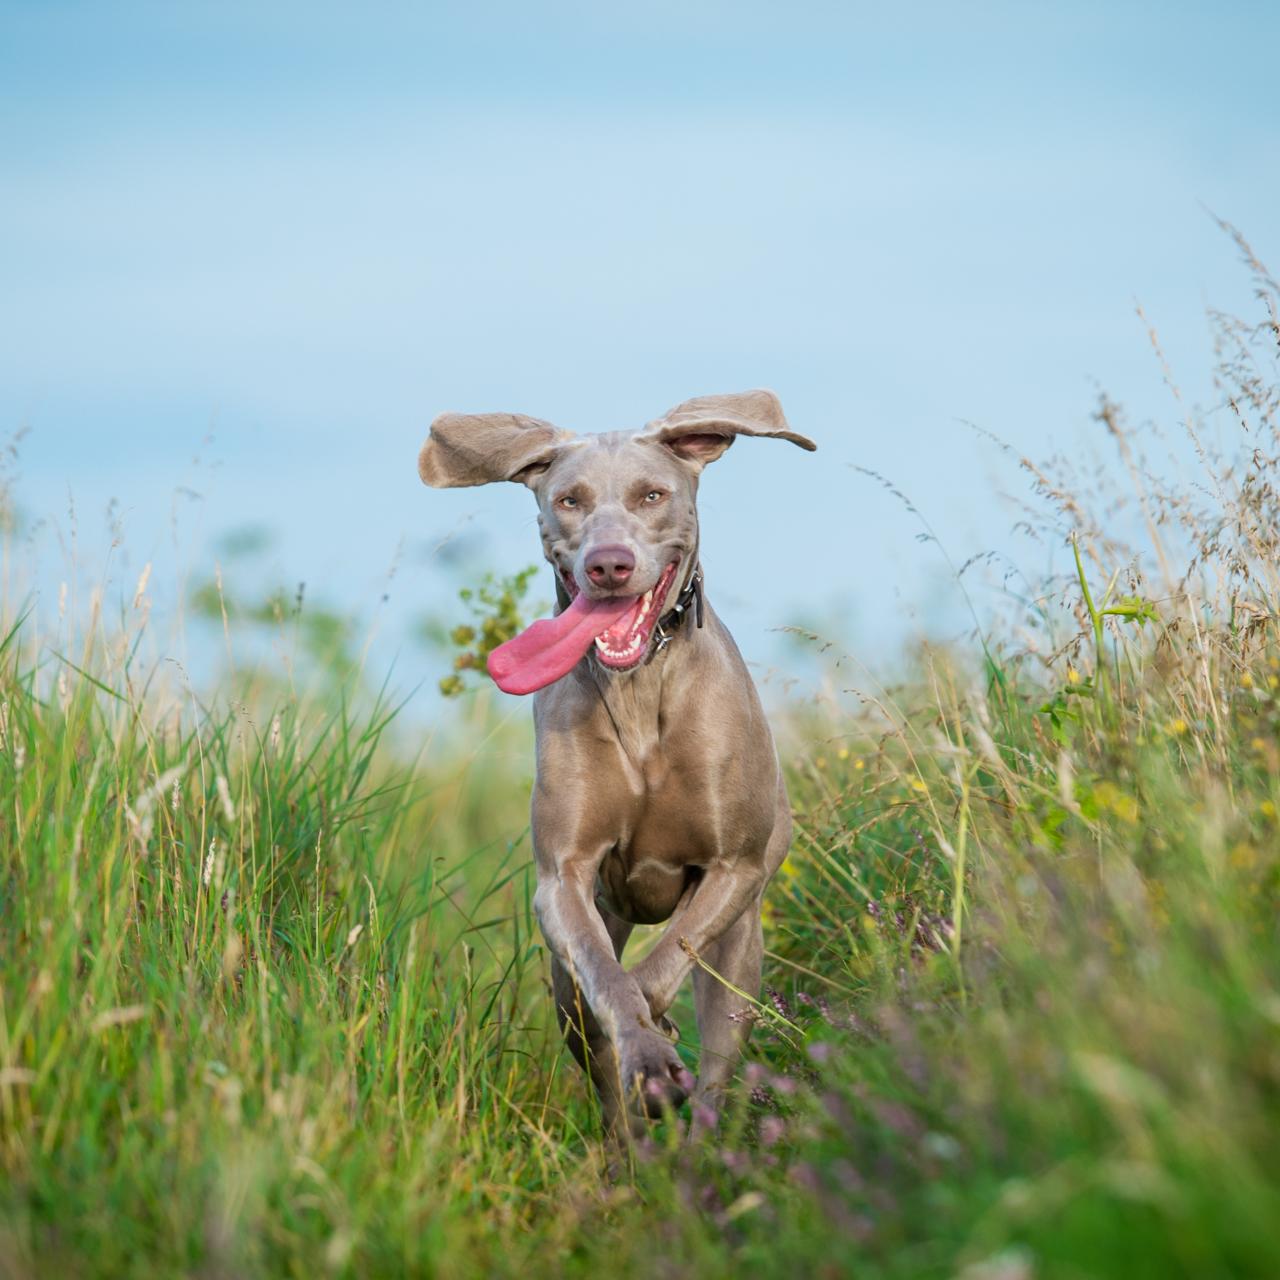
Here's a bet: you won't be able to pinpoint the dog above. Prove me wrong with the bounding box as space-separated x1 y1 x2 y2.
419 390 815 1135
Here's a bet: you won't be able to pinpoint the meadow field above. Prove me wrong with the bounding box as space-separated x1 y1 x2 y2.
2 244 1278 1278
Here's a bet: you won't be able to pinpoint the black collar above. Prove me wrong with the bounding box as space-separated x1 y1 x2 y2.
654 564 703 651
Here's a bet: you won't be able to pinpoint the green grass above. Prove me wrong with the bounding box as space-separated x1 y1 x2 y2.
2 244 1279 1277
3 587 1277 1280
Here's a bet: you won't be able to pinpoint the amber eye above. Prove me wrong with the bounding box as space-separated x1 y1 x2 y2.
557 495 579 510
643 490 666 504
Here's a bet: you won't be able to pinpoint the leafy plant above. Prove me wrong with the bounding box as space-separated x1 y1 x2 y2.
438 565 542 696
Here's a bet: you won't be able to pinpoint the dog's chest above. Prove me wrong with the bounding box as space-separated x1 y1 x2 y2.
594 759 770 925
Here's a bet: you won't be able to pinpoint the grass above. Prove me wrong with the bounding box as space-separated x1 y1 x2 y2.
2 238 1279 1277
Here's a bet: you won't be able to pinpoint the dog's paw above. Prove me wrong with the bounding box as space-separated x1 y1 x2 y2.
618 1029 694 1118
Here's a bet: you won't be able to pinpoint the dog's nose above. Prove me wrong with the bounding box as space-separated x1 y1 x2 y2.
584 544 635 589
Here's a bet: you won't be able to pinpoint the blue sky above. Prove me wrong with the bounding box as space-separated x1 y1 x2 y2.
2 2 1277 694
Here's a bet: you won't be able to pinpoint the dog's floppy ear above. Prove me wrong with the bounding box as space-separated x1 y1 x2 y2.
640 390 816 469
419 412 574 489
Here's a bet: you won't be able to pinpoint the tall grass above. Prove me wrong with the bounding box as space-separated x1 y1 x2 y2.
1 238 1278 1277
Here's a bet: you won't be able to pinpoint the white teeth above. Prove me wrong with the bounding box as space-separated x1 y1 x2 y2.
593 578 667 663
595 635 642 658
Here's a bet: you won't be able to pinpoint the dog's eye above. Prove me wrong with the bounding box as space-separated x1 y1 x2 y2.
557 495 578 510
644 490 666 504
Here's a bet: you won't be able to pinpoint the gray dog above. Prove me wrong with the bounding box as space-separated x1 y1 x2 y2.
419 390 815 1135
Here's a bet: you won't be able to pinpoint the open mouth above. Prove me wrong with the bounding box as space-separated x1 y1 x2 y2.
562 560 679 670
487 561 685 696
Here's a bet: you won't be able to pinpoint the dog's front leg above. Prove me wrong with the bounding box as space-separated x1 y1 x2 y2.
534 862 694 1121
626 861 766 1023
626 863 772 1137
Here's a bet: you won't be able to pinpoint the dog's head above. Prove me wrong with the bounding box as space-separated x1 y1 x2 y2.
419 391 815 682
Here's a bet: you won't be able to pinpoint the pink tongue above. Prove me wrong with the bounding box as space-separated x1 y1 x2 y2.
487 592 640 695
